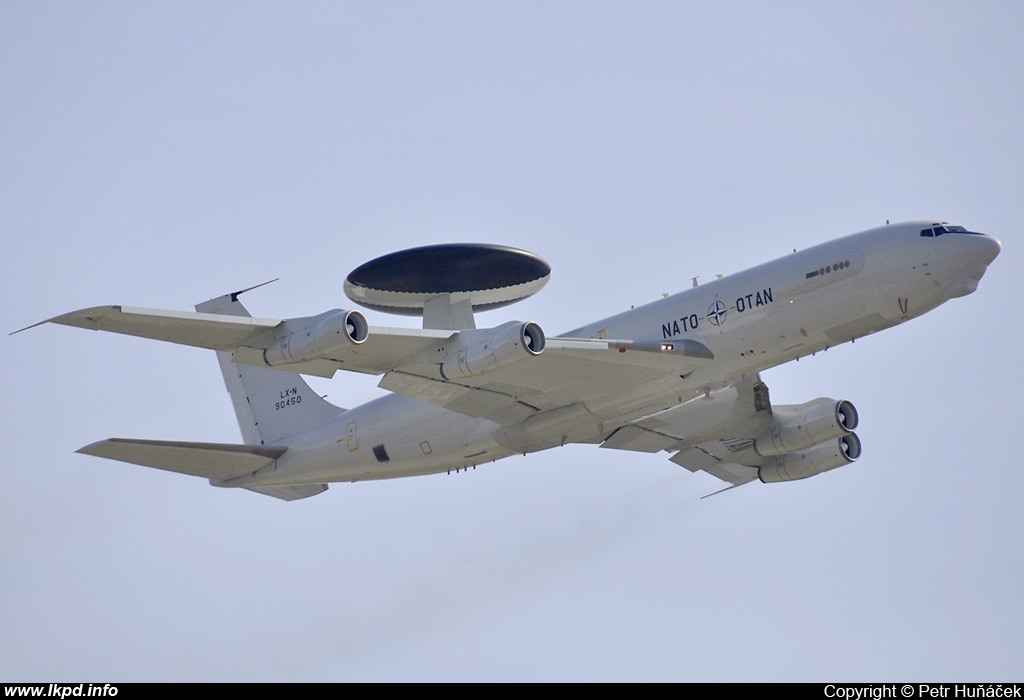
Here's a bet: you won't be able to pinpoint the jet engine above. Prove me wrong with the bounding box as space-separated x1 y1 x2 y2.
441 321 545 379
758 433 861 483
754 398 858 457
264 310 369 366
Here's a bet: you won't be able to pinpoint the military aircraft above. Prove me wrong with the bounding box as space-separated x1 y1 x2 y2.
18 221 1000 500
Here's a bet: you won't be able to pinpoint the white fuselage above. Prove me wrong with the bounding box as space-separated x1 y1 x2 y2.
219 221 1000 490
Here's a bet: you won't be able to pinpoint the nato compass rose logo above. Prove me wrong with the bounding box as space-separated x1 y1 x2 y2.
706 299 727 326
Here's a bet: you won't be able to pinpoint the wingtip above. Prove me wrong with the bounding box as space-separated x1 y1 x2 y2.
11 306 121 336
9 320 49 336
76 439 116 457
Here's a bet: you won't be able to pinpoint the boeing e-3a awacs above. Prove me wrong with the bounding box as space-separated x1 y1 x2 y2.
20 221 1000 500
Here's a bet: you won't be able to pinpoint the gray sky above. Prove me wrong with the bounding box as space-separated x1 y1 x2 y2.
2 1 1021 681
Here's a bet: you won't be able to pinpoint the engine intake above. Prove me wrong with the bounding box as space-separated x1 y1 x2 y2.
264 310 368 366
441 321 545 379
759 433 861 483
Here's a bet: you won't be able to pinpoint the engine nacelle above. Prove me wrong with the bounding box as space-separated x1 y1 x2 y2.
754 398 858 457
264 310 368 366
441 321 545 379
758 433 861 483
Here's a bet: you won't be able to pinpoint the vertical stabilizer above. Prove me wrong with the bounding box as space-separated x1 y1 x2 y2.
196 289 345 446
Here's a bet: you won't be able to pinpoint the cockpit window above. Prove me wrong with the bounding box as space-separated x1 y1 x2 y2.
920 223 971 237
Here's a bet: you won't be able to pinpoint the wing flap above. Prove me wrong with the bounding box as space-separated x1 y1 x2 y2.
596 374 775 487
600 425 680 453
379 370 540 425
77 438 287 481
244 484 329 501
670 446 759 486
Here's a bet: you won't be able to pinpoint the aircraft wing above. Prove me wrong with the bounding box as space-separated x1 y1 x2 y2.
27 302 720 439
379 336 714 426
26 304 714 426
23 304 457 377
23 305 283 349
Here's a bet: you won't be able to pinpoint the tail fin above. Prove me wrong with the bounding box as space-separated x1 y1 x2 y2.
196 289 345 446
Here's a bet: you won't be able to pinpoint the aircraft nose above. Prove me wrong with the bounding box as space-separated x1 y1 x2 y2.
944 232 1001 299
977 233 1002 265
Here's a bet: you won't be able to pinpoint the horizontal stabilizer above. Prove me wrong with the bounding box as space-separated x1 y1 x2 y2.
77 438 286 481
